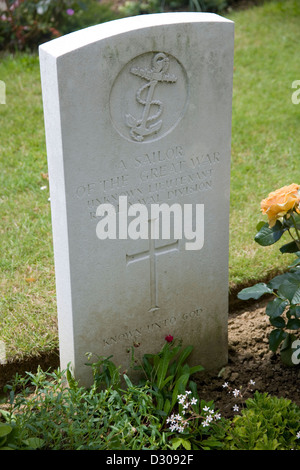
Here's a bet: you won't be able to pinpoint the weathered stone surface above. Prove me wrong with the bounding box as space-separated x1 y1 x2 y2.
39 13 234 386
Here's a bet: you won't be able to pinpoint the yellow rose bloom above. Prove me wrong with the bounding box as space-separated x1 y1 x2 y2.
261 183 300 227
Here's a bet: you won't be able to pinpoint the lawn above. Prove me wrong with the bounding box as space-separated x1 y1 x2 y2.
1 0 300 361
228 0 300 286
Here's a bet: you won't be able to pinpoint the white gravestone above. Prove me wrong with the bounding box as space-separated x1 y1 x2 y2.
39 13 234 387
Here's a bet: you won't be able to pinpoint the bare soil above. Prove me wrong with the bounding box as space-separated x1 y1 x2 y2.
197 299 300 419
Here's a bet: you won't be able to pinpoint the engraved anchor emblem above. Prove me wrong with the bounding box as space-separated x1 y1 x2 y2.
126 52 177 142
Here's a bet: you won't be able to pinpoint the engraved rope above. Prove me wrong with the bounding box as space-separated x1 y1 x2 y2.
126 53 177 142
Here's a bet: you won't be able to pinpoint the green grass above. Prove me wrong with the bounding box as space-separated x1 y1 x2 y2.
0 54 57 359
228 0 300 285
1 0 300 361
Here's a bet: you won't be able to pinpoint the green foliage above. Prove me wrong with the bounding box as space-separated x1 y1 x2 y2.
0 343 204 450
225 391 300 450
119 0 162 15
191 0 228 12
130 340 229 450
118 0 228 16
0 0 119 51
0 0 233 50
2 364 171 450
0 421 21 450
59 0 119 34
84 353 122 390
238 211 300 363
131 338 204 420
117 0 270 16
0 413 44 450
1 355 300 450
168 395 230 450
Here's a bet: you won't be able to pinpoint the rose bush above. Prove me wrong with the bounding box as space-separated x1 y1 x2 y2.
238 184 300 365
260 183 300 228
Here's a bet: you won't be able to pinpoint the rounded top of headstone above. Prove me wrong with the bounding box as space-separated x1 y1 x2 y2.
39 12 233 59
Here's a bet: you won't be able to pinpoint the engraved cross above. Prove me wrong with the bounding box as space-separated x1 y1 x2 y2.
126 219 179 313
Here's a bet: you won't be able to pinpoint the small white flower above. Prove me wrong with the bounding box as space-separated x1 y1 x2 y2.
202 405 210 412
214 413 221 420
222 382 229 388
233 404 239 412
175 414 182 421
190 397 197 405
232 389 240 397
249 379 255 386
206 414 213 423
178 396 186 405
40 185 47 190
202 420 209 427
186 390 192 395
296 431 300 439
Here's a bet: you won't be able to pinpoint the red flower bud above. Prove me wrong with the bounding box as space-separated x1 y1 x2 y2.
165 335 173 343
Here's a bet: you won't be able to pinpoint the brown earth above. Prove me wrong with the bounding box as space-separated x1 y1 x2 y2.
197 299 300 419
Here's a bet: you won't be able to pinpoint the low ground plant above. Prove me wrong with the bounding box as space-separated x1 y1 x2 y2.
0 339 207 450
130 337 204 421
225 391 300 450
1 364 171 450
166 392 229 450
1 340 299 450
0 420 43 449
